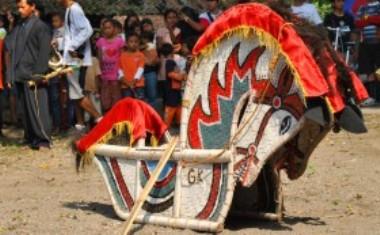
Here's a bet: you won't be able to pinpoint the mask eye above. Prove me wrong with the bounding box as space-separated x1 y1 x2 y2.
280 116 292 135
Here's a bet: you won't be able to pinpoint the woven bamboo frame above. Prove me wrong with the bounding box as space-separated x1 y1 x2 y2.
94 158 231 233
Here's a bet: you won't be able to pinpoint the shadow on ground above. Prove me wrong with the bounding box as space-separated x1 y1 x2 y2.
63 201 121 220
225 215 326 232
0 136 23 147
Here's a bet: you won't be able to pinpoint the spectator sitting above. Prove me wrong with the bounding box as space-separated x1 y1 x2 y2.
96 18 124 113
119 33 145 100
160 43 187 128
291 0 323 25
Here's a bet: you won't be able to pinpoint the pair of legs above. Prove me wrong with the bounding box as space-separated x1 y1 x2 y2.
48 79 61 133
122 87 145 100
48 77 73 132
144 72 158 108
16 82 51 149
7 87 18 126
100 80 121 113
165 106 181 128
67 68 101 127
358 42 380 101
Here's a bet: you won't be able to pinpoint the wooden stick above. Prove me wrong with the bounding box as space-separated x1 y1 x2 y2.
93 144 232 163
121 137 179 235
28 67 73 87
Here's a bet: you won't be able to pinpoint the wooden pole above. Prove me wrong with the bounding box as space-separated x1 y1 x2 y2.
28 67 73 87
93 144 232 163
121 137 179 235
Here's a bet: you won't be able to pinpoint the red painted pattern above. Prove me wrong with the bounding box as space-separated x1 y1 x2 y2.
110 158 134 210
196 165 222 219
188 45 265 149
141 161 177 189
188 45 264 220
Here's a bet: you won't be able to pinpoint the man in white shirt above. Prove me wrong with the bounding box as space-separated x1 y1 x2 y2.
59 0 102 130
292 0 323 25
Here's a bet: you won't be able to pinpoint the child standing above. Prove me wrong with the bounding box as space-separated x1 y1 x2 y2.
141 31 159 108
324 0 355 51
119 33 145 99
84 46 102 120
96 19 124 112
161 43 187 128
50 13 66 134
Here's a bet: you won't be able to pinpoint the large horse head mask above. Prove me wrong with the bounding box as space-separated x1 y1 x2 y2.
181 3 368 187
73 3 369 229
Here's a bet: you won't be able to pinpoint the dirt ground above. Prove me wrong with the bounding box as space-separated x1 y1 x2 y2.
1 109 380 235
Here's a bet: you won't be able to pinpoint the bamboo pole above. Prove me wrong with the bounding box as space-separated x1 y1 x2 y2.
121 137 179 235
28 67 73 87
93 144 232 163
173 161 182 218
135 139 145 200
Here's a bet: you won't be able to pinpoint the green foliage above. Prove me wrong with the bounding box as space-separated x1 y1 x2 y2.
314 0 333 18
1 0 333 16
0 0 143 15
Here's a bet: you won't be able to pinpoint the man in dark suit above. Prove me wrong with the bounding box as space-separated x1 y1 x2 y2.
6 0 52 150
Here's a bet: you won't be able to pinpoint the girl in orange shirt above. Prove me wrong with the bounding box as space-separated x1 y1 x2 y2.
119 33 145 100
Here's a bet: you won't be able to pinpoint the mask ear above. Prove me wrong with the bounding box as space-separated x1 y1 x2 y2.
304 98 331 126
337 105 367 134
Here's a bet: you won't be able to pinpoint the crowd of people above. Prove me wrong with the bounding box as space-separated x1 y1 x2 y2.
0 0 379 151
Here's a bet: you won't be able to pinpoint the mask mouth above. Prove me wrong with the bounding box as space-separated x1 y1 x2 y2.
271 117 332 181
